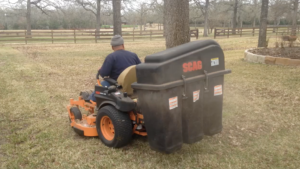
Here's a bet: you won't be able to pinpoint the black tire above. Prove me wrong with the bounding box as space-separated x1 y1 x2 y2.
96 106 132 148
70 107 82 122
70 107 84 136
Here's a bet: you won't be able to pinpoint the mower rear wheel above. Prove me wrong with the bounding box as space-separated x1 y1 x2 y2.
69 107 82 122
96 106 132 148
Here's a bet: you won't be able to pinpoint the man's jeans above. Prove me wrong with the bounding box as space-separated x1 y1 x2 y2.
88 81 111 102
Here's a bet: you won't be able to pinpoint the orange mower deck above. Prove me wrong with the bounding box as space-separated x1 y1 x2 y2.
67 97 147 137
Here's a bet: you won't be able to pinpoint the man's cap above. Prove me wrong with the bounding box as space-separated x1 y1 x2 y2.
111 35 124 47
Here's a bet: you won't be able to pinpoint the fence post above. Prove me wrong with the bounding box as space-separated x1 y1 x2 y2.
95 30 97 43
74 30 76 43
25 30 27 44
51 30 53 44
252 27 255 36
132 29 135 41
150 30 152 40
214 28 216 39
196 29 199 39
227 27 229 38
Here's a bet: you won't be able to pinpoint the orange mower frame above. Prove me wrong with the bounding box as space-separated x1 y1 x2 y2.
67 96 147 137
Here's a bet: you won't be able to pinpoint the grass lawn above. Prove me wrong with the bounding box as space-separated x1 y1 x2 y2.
0 37 300 169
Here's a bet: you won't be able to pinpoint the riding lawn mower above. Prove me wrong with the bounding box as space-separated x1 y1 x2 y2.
67 40 231 153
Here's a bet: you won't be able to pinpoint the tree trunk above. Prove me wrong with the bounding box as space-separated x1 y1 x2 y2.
4 14 7 30
240 16 243 28
258 0 269 47
252 0 257 28
232 0 238 35
252 18 256 28
113 0 122 36
291 0 299 36
140 24 142 35
96 0 101 39
163 3 167 37
140 4 144 35
164 0 190 48
203 0 209 37
273 18 276 33
26 0 31 37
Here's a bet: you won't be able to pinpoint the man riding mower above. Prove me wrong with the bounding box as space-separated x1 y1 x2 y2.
67 39 231 153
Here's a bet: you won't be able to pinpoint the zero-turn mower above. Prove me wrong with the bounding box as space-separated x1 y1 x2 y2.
67 40 231 153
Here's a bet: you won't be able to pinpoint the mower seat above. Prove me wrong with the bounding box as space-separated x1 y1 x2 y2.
117 65 137 96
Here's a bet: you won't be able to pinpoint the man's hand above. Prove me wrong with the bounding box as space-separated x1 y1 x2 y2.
96 68 109 79
96 71 100 79
96 67 102 79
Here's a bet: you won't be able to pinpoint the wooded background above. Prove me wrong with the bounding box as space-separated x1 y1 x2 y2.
0 0 299 47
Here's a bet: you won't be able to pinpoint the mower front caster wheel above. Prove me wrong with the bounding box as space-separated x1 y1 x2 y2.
69 107 84 136
96 106 132 148
69 107 82 122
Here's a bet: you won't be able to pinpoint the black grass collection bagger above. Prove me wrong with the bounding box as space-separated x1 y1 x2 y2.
67 40 231 153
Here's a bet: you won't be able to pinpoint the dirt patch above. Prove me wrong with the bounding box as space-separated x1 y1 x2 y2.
249 47 300 59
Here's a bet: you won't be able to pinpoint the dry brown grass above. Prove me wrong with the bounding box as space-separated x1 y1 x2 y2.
0 37 300 169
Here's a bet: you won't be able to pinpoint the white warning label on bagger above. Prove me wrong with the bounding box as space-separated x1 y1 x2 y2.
169 97 178 110
193 90 200 102
214 85 223 96
211 58 219 66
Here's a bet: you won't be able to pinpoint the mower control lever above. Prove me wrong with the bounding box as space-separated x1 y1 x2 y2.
103 78 117 85
96 72 102 86
108 86 117 93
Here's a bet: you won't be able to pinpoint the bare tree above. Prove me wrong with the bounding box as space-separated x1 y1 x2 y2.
112 0 122 35
138 3 153 33
70 0 101 38
27 0 32 36
269 0 289 32
5 0 294 37
258 0 269 47
252 0 258 27
291 0 299 36
193 0 210 37
124 1 153 34
204 0 209 36
96 0 101 38
152 1 164 30
164 0 190 48
232 0 238 34
5 0 51 36
206 0 231 31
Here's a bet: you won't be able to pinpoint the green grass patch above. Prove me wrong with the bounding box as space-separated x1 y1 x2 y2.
0 38 300 168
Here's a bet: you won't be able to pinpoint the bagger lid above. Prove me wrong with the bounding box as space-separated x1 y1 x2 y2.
132 40 230 89
145 40 221 63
